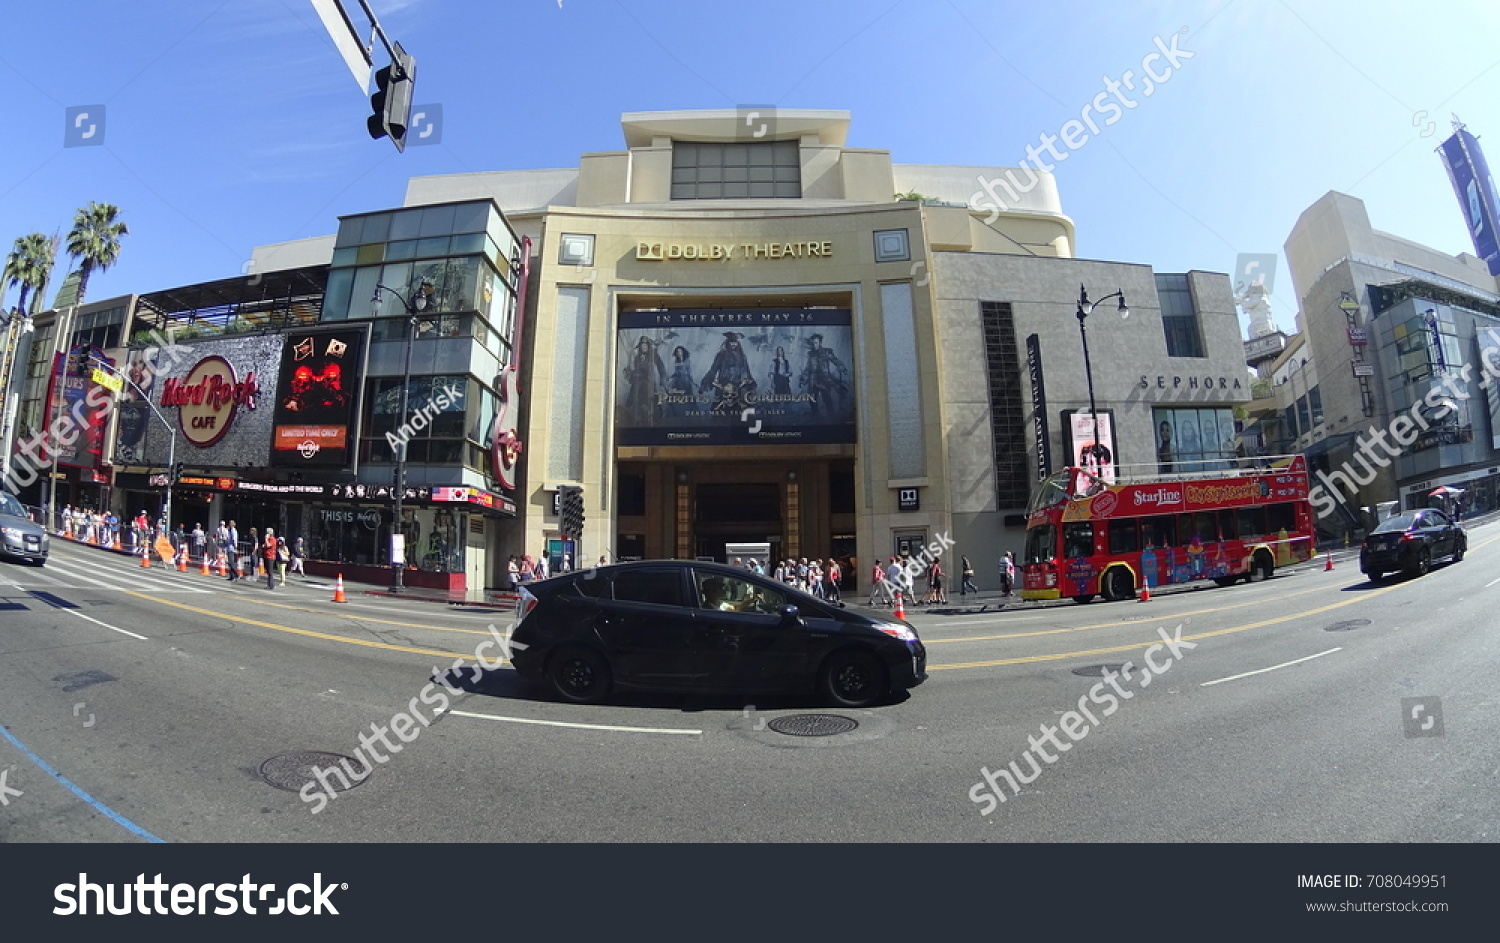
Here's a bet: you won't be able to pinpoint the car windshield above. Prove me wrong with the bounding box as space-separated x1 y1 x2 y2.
0 493 26 518
1371 512 1420 534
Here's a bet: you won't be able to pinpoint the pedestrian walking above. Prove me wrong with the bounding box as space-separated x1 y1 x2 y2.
826 558 842 602
960 555 978 596
1001 551 1016 596
226 521 240 581
275 533 290 586
263 528 280 589
930 558 946 604
289 535 306 576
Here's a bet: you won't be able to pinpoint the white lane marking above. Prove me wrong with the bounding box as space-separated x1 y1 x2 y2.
43 558 214 594
59 608 148 640
448 709 701 736
1200 647 1342 687
1486 576 1500 588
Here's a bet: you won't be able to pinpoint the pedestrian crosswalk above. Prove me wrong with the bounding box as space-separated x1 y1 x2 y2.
0 556 222 594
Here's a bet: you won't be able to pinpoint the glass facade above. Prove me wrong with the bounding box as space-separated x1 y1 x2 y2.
1156 274 1205 358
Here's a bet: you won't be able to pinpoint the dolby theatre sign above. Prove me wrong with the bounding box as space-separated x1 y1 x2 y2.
161 355 261 448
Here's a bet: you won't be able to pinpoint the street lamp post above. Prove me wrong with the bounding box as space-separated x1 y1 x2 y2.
1074 284 1129 472
372 279 433 593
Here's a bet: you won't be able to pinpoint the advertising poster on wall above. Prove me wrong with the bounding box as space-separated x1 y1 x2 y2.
1438 124 1500 276
1481 327 1500 449
55 345 112 470
1060 409 1116 483
270 326 368 469
614 308 856 446
1153 406 1238 472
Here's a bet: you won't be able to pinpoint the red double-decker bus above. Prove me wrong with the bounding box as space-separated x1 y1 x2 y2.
1020 455 1315 603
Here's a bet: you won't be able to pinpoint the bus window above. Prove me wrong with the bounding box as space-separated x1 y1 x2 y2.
1186 511 1216 543
1238 506 1266 540
1063 522 1095 559
1108 518 1138 555
1024 525 1056 565
1218 509 1239 540
1141 515 1176 548
1267 502 1296 534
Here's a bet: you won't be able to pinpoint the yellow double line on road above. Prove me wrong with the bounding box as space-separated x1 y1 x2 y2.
930 582 1403 670
923 583 1329 645
121 590 473 660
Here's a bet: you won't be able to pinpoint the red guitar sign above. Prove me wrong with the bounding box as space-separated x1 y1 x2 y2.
491 235 532 491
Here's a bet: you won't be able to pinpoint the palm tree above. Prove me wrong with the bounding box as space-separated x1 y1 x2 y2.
65 202 129 307
3 232 57 317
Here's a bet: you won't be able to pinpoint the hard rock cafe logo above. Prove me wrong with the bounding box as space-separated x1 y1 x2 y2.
161 356 259 448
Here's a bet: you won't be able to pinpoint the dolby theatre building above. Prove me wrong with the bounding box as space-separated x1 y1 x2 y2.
396 109 1250 585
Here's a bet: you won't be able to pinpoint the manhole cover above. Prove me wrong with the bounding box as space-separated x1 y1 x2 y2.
1325 619 1372 632
1071 663 1128 677
258 751 372 793
767 714 859 737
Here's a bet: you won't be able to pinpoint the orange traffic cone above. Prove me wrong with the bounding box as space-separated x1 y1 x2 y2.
332 574 347 603
200 552 211 576
140 547 151 568
1324 550 1334 571
893 590 905 620
177 549 188 572
112 533 121 551
1139 580 1151 602
234 555 243 580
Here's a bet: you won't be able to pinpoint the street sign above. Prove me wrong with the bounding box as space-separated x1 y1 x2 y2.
91 367 122 392
1347 327 1368 346
1352 362 1374 377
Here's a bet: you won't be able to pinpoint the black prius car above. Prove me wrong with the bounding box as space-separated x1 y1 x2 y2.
509 561 926 707
1359 508 1466 581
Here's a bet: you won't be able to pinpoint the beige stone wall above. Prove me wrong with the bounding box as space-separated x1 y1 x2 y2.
521 203 953 573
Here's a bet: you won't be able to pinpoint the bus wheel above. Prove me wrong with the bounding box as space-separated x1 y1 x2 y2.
1248 551 1274 583
1212 576 1238 588
1100 566 1135 602
1071 594 1096 604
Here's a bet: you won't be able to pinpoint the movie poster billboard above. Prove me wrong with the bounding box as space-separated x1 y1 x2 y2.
1060 409 1116 483
614 309 856 447
270 326 368 469
112 346 160 465
1438 124 1500 276
55 345 112 470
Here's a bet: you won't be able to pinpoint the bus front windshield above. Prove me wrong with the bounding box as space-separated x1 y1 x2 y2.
1027 472 1071 515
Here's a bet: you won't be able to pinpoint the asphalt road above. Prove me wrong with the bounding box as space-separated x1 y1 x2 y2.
1 525 1495 842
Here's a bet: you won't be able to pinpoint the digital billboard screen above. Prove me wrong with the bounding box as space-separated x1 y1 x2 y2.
270 326 368 468
614 308 856 447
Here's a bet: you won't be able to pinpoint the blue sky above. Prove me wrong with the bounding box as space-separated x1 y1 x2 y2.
4 0 1499 335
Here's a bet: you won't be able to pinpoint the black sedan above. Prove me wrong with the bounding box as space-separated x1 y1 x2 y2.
509 561 926 707
1360 509 1466 581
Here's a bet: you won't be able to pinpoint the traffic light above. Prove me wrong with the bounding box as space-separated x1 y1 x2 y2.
367 44 416 152
172 461 184 481
559 485 584 540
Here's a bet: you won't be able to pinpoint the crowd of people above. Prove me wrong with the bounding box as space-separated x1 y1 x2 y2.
53 505 308 591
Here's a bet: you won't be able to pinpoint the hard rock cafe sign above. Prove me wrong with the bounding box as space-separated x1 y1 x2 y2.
161 355 259 448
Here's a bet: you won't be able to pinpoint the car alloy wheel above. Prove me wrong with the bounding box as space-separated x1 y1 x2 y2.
821 649 885 708
548 646 612 704
1415 548 1430 576
1454 541 1466 563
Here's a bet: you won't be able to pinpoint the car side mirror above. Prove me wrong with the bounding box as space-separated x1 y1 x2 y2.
779 604 801 623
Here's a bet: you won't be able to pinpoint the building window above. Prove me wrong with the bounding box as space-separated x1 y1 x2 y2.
670 140 800 200
1155 274 1205 358
979 301 1030 508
